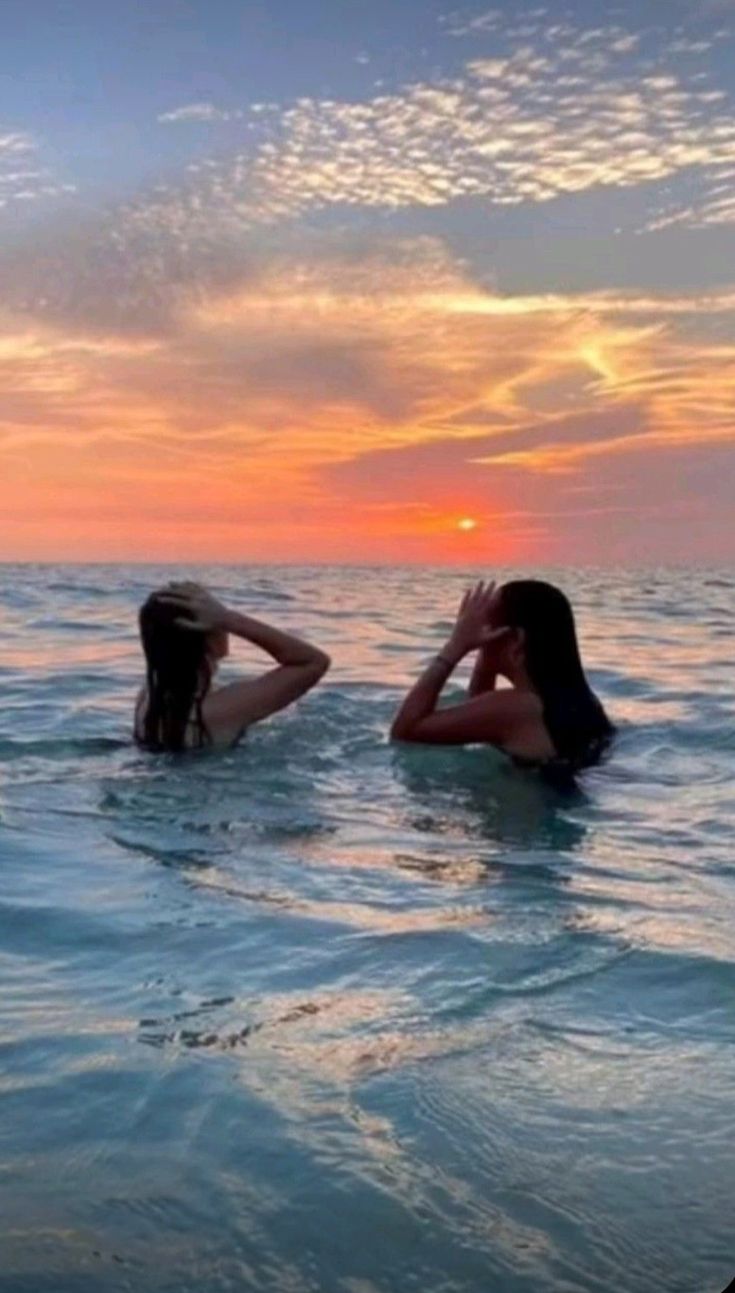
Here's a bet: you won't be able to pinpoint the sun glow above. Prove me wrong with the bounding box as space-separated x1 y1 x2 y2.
457 517 479 532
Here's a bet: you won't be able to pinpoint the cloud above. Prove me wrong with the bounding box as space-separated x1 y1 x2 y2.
1 236 734 561
323 404 735 564
0 199 269 335
244 46 735 221
3 12 734 342
439 8 505 37
158 102 241 124
0 128 75 211
1 12 734 559
2 236 734 455
112 16 735 249
439 7 554 39
325 407 649 495
644 164 735 230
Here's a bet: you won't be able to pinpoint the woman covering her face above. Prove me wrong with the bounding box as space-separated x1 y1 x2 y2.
391 579 614 773
135 582 330 752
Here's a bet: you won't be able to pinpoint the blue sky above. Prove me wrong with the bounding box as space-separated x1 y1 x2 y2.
1 0 734 561
5 0 734 227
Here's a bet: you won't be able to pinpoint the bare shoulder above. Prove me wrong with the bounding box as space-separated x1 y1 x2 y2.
202 659 328 743
468 687 549 745
200 680 253 745
477 688 542 718
486 688 555 760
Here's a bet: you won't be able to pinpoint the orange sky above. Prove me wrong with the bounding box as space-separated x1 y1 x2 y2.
2 5 735 564
2 247 734 563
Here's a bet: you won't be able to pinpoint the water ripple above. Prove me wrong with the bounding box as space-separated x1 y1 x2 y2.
0 564 733 1293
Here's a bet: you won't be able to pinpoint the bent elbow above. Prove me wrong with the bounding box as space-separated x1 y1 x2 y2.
314 650 331 678
390 714 414 742
305 650 331 684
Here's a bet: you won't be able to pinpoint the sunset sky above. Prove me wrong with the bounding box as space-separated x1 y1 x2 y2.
1 0 734 563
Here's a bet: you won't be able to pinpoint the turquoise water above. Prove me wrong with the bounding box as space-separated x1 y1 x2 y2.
0 564 733 1293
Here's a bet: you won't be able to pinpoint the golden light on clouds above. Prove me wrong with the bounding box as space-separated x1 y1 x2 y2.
1 6 735 563
1 235 734 561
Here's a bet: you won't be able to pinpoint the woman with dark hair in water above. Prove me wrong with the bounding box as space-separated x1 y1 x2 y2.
391 580 613 772
135 582 330 752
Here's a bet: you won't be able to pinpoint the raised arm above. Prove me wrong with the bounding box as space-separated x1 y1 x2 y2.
390 582 512 745
159 584 330 737
468 646 498 697
221 607 329 670
389 647 463 743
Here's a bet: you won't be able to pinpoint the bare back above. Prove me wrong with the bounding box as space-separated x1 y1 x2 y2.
134 656 329 751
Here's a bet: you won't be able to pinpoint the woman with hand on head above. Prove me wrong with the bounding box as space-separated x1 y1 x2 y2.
134 582 330 752
390 579 613 773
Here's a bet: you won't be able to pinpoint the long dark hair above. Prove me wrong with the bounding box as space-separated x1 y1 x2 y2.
497 580 614 767
138 594 212 752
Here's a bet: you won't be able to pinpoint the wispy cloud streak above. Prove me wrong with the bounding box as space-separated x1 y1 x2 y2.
0 129 75 210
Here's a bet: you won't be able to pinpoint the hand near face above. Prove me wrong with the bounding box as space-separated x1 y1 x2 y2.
447 581 511 659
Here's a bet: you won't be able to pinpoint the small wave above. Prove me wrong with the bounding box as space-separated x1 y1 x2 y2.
1 562 733 1293
25 617 110 633
0 736 127 762
45 581 121 597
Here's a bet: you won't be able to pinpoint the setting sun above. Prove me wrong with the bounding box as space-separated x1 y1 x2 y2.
1 0 734 571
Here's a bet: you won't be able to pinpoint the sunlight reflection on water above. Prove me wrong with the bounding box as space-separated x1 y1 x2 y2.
0 564 733 1293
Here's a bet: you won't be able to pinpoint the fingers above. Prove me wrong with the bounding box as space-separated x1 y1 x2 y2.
471 580 495 617
481 625 511 645
156 593 194 609
173 616 207 632
156 592 207 630
465 579 493 605
458 580 492 616
162 580 205 599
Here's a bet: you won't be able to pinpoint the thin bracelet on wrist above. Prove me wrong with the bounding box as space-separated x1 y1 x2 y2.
435 651 458 668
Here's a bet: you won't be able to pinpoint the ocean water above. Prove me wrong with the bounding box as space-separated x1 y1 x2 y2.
0 564 733 1293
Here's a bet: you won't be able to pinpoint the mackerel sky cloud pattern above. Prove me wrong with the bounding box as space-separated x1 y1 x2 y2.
148 18 735 235
0 129 74 211
0 0 734 562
